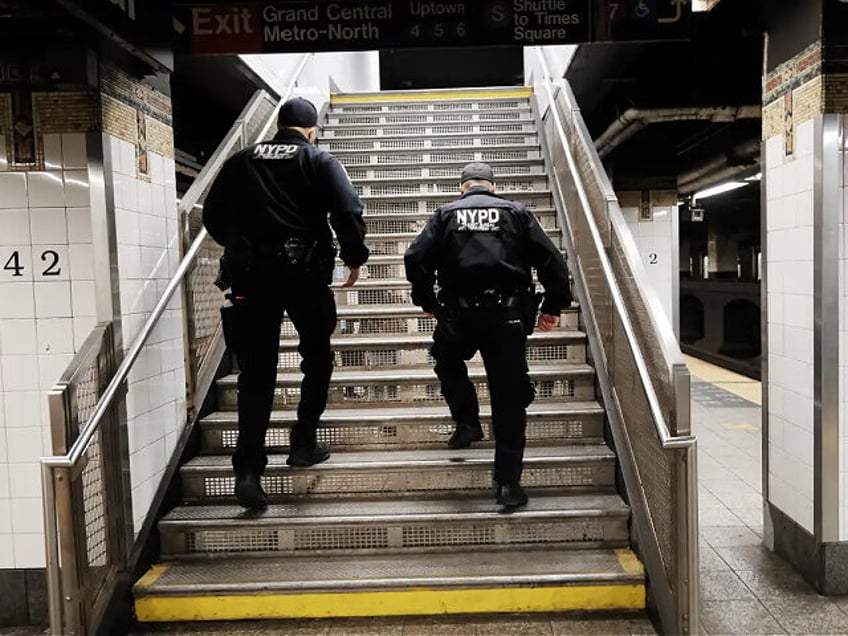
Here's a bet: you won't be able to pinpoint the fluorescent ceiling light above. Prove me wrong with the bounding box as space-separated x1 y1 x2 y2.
745 173 762 181
693 181 747 201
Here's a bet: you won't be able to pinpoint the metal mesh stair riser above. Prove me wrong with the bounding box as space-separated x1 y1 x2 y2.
134 90 644 623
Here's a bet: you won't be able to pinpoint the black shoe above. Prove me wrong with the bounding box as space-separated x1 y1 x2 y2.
235 473 268 510
448 424 484 449
287 441 331 467
496 483 528 508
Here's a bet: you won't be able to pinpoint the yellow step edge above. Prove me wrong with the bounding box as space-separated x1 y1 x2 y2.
331 88 533 103
135 583 645 622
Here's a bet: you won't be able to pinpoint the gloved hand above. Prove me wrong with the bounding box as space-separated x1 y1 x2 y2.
537 313 560 332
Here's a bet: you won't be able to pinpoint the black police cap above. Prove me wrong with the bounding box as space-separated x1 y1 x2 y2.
278 97 318 128
460 161 495 184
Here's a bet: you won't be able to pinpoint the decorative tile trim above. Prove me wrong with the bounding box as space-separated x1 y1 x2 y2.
146 117 174 160
100 64 172 127
764 42 824 107
33 91 100 134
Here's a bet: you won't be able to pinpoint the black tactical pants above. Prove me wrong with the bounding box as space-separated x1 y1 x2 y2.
228 262 336 477
430 305 535 485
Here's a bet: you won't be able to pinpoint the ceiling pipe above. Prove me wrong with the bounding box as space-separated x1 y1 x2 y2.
594 106 761 159
677 138 761 194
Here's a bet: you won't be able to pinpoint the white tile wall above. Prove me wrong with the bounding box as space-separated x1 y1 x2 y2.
108 135 186 535
620 201 677 331
766 123 817 534
0 133 98 569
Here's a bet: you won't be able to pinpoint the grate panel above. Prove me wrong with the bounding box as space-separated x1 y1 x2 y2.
187 530 279 554
526 344 570 362
294 527 389 551
379 138 427 149
508 521 608 544
365 200 418 214
403 524 496 548
370 183 421 196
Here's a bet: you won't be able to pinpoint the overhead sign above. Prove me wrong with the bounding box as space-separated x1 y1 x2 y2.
175 0 691 55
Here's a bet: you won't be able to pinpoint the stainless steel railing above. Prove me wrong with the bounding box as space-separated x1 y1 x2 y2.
40 53 312 636
532 48 699 634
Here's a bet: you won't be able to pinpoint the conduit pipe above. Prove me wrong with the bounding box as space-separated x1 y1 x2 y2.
677 138 761 194
593 106 761 159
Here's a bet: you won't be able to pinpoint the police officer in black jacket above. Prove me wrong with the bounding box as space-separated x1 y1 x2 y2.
404 162 570 508
203 97 369 509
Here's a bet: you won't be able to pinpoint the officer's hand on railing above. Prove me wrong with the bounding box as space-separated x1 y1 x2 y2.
342 267 360 287
424 312 434 319
537 313 560 332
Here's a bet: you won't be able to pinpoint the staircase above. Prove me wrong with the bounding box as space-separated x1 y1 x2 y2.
133 88 646 623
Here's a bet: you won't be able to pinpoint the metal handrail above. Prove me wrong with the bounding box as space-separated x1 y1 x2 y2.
534 48 691 448
41 53 311 471
533 47 698 635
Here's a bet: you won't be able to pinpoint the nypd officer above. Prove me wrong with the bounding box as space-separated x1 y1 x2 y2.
203 97 369 509
404 162 570 508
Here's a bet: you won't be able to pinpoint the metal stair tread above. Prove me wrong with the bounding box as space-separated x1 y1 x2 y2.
200 401 604 426
362 205 558 217
329 279 569 290
278 330 585 349
217 363 594 386
365 228 559 239
323 130 536 142
183 443 615 471
327 119 534 131
331 158 544 171
360 191 549 201
134 547 641 595
330 143 540 156
160 493 629 526
352 174 545 185
332 303 579 318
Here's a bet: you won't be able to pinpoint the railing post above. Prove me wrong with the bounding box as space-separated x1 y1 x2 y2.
55 465 83 634
676 444 700 635
42 463 63 636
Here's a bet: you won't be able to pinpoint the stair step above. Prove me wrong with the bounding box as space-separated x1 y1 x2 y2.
330 95 530 112
324 125 537 139
158 493 630 559
325 109 534 126
354 176 550 196
364 227 560 255
343 158 545 178
216 363 596 411
358 190 552 216
180 445 615 503
274 331 585 372
294 304 579 337
324 120 537 136
321 135 538 153
362 208 561 233
343 253 561 283
332 145 542 166
133 548 644 622
199 402 605 453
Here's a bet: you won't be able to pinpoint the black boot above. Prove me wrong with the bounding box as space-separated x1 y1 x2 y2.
496 482 528 508
287 441 331 467
235 473 268 510
448 423 484 449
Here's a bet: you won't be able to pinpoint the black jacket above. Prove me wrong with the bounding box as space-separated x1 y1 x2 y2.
404 186 571 315
203 129 369 268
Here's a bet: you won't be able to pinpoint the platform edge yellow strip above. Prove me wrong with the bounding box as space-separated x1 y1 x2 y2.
135 584 645 622
136 565 169 588
331 88 533 103
615 549 645 575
